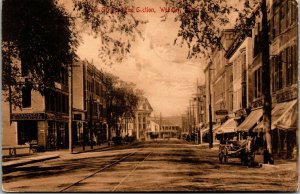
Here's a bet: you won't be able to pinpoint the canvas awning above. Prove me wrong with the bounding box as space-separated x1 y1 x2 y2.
202 125 220 134
236 108 263 132
254 100 297 132
215 118 238 134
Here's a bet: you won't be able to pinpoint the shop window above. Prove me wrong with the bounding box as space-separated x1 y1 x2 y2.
17 121 37 145
22 86 31 108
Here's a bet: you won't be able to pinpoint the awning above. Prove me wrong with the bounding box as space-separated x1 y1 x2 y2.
236 108 263 132
254 100 297 132
202 125 220 134
215 118 238 134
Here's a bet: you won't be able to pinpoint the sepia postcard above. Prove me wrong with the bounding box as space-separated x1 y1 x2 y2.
1 0 299 192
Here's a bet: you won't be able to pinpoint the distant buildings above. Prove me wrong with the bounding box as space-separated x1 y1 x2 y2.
150 117 181 139
134 98 153 141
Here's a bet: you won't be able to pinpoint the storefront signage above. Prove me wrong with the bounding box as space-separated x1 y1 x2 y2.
11 113 45 120
215 110 228 115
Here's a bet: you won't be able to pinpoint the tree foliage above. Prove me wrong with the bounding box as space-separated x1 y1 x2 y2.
163 0 260 58
72 0 147 65
103 72 143 135
2 0 78 107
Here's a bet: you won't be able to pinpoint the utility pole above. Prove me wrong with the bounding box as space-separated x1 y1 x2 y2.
261 0 273 164
68 64 73 153
89 96 93 149
208 63 213 148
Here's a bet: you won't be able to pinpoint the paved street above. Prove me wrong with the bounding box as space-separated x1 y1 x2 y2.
2 139 298 192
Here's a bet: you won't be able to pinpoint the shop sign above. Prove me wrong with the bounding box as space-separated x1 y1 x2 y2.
215 110 228 115
11 113 45 120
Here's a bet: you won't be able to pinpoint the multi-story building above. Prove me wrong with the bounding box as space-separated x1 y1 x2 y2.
204 29 235 126
2 59 110 151
3 63 70 150
264 0 297 158
237 0 298 158
72 60 108 146
225 31 253 122
134 98 153 141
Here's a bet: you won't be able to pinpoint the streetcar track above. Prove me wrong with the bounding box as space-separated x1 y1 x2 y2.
59 149 140 192
111 152 152 192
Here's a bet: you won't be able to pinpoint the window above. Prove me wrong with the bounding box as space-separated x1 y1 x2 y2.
273 54 283 91
22 86 31 108
21 63 29 77
273 11 280 37
279 3 287 33
286 47 293 86
254 67 262 98
292 45 298 84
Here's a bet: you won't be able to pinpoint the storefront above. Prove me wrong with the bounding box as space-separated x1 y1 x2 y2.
253 100 298 158
11 112 69 150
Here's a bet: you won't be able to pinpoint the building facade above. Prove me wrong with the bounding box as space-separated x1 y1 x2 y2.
134 98 153 141
4 65 70 150
210 0 298 159
72 60 108 147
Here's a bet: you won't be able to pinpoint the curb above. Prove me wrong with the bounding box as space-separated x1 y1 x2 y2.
2 154 59 169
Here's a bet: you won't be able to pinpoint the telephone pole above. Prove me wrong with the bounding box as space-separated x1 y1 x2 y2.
68 64 73 153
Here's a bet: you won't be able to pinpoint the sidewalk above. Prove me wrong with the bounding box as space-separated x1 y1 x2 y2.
2 144 110 171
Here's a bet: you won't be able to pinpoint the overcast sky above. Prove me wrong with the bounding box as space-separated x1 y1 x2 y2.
74 0 206 117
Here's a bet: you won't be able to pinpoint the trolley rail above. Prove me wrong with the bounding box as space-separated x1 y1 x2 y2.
60 149 152 192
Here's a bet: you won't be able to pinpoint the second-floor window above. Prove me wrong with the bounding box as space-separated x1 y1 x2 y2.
22 86 31 108
254 67 262 98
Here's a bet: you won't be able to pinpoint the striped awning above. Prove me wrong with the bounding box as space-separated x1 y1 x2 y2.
236 108 263 132
254 100 297 132
215 118 238 134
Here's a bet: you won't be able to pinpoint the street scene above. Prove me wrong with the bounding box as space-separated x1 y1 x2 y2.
1 0 299 192
2 140 298 192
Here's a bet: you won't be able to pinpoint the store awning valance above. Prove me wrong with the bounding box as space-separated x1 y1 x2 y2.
254 100 297 132
236 108 263 132
215 118 238 134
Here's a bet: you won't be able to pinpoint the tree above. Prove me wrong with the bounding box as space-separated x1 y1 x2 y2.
2 0 79 108
72 0 147 65
164 0 273 163
103 72 142 143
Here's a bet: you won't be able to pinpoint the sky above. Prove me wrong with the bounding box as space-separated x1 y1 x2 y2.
74 0 206 117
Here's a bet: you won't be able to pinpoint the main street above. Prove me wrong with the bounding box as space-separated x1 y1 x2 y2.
2 139 298 192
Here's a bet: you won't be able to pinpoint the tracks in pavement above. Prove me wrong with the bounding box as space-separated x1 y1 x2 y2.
60 148 152 192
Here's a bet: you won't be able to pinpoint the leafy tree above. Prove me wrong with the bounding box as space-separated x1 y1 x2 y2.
2 0 79 108
72 0 147 65
164 0 273 163
103 72 142 142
